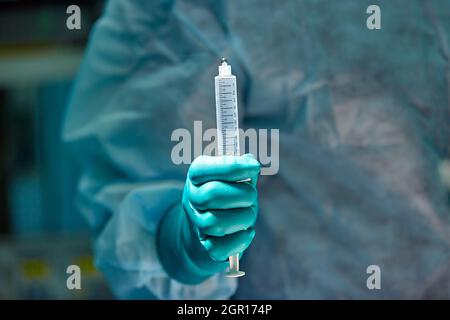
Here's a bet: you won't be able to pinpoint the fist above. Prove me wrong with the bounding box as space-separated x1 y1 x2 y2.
183 154 261 262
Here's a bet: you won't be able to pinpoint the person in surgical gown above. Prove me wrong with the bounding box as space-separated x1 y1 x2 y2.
63 0 450 299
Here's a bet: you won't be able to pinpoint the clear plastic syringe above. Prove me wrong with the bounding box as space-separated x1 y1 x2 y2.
214 58 245 277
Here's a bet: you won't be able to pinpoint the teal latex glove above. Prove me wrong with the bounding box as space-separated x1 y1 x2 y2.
157 154 261 284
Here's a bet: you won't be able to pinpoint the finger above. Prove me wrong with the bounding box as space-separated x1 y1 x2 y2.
201 228 256 262
188 206 257 237
188 179 257 210
189 154 260 186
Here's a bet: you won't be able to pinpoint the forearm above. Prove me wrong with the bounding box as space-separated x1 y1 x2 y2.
90 183 235 299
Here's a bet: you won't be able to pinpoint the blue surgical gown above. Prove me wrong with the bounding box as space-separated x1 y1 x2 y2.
63 0 450 299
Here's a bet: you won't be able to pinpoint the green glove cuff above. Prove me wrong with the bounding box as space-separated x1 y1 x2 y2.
156 204 228 285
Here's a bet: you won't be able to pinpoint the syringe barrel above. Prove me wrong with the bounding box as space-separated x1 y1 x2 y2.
214 61 246 278
214 74 240 156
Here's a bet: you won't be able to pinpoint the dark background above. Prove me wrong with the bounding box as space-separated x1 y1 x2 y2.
0 0 112 299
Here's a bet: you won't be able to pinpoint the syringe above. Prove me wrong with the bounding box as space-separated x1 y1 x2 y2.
214 58 245 278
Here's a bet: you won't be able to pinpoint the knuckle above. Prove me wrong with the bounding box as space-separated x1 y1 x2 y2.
190 186 212 208
197 213 221 234
203 225 226 237
199 183 218 206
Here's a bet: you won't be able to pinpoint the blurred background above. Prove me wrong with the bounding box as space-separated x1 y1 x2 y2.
0 0 112 299
1 0 450 300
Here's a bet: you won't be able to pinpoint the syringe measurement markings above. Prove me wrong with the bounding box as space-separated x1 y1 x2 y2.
218 84 237 146
220 120 236 123
220 112 235 116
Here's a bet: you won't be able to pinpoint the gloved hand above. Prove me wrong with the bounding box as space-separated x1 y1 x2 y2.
157 154 261 284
